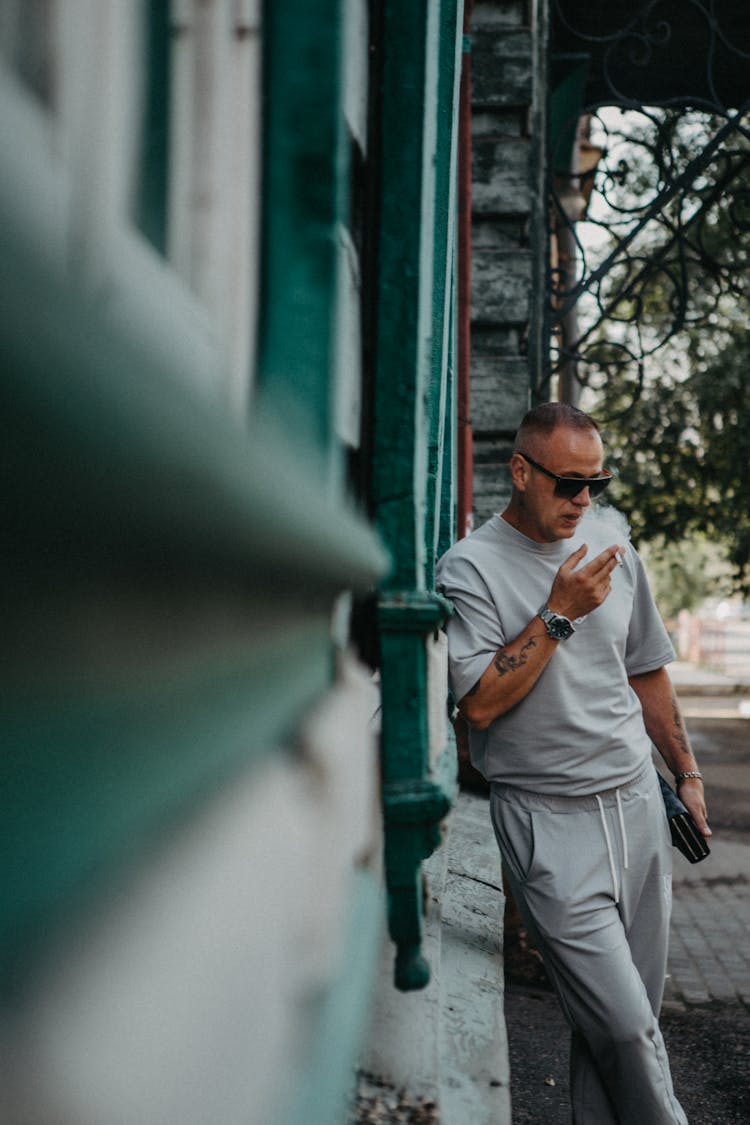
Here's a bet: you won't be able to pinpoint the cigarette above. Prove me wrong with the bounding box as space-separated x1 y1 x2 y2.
617 550 625 567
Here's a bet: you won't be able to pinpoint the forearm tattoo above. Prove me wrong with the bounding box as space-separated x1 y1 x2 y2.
493 636 537 678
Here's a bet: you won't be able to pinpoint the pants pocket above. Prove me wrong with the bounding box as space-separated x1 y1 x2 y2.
490 793 536 883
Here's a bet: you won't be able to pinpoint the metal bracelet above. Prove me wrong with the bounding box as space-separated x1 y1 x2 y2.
675 770 703 784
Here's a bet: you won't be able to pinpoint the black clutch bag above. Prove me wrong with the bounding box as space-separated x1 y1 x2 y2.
657 773 710 863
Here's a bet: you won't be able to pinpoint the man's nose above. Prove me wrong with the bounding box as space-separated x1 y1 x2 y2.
573 486 592 507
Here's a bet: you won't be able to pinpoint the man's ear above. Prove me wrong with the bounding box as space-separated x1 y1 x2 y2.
509 451 529 491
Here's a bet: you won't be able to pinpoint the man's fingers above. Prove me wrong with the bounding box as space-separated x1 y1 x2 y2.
689 804 711 838
683 789 712 837
561 544 589 571
579 544 625 576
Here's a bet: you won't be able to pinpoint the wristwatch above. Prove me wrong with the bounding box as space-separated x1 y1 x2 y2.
538 603 575 641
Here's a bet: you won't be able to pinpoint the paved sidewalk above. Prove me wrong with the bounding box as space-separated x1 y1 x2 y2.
665 837 750 1011
669 659 750 697
665 660 750 1010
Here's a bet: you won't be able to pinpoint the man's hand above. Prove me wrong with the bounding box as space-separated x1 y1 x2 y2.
677 777 711 840
547 543 625 621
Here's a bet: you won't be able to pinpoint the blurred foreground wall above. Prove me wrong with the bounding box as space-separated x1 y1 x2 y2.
1 2 464 1123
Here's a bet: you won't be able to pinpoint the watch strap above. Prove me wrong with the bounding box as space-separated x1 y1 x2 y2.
538 603 575 641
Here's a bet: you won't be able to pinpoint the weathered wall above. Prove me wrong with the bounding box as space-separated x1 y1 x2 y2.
469 0 548 524
0 5 388 1125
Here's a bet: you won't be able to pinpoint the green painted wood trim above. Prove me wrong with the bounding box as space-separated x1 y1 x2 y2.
135 0 170 253
437 257 458 561
389 878 433 991
425 0 463 588
378 631 430 784
378 592 455 989
378 590 453 632
371 3 463 989
382 739 456 832
373 0 461 588
283 868 384 1125
382 779 453 824
1 233 388 591
371 0 436 591
257 0 346 460
377 590 452 787
2 616 332 989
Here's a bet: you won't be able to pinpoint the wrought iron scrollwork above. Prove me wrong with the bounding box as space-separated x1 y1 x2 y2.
553 0 750 111
546 0 750 413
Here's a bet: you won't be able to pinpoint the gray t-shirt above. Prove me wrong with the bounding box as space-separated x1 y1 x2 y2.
436 513 675 796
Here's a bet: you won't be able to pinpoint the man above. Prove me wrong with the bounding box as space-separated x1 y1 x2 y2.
436 402 710 1125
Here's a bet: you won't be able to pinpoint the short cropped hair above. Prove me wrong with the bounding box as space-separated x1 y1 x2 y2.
514 402 599 453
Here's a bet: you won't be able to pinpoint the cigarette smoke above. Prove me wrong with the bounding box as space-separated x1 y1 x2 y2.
582 503 632 542
573 505 632 623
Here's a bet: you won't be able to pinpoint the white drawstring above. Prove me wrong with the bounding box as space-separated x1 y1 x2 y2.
616 789 629 872
596 795 620 903
597 790 630 904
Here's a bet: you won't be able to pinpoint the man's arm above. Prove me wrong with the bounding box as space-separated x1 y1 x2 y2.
459 541 623 730
459 619 559 729
629 665 711 839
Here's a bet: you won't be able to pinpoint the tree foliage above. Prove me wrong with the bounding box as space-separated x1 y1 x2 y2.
638 536 734 621
577 109 750 595
598 331 750 595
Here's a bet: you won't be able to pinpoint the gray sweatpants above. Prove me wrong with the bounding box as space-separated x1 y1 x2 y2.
491 762 688 1125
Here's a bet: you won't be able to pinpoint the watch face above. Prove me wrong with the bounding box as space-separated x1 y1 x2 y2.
548 617 573 639
540 607 574 640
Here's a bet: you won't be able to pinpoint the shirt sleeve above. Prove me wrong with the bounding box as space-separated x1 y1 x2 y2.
436 550 506 703
624 548 676 675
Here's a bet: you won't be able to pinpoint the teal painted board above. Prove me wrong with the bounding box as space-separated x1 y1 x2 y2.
135 0 170 253
378 632 430 783
437 255 458 562
258 0 347 462
371 0 462 989
425 0 463 587
377 589 451 784
372 0 434 590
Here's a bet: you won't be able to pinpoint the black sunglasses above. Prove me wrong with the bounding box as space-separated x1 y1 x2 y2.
516 451 613 500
